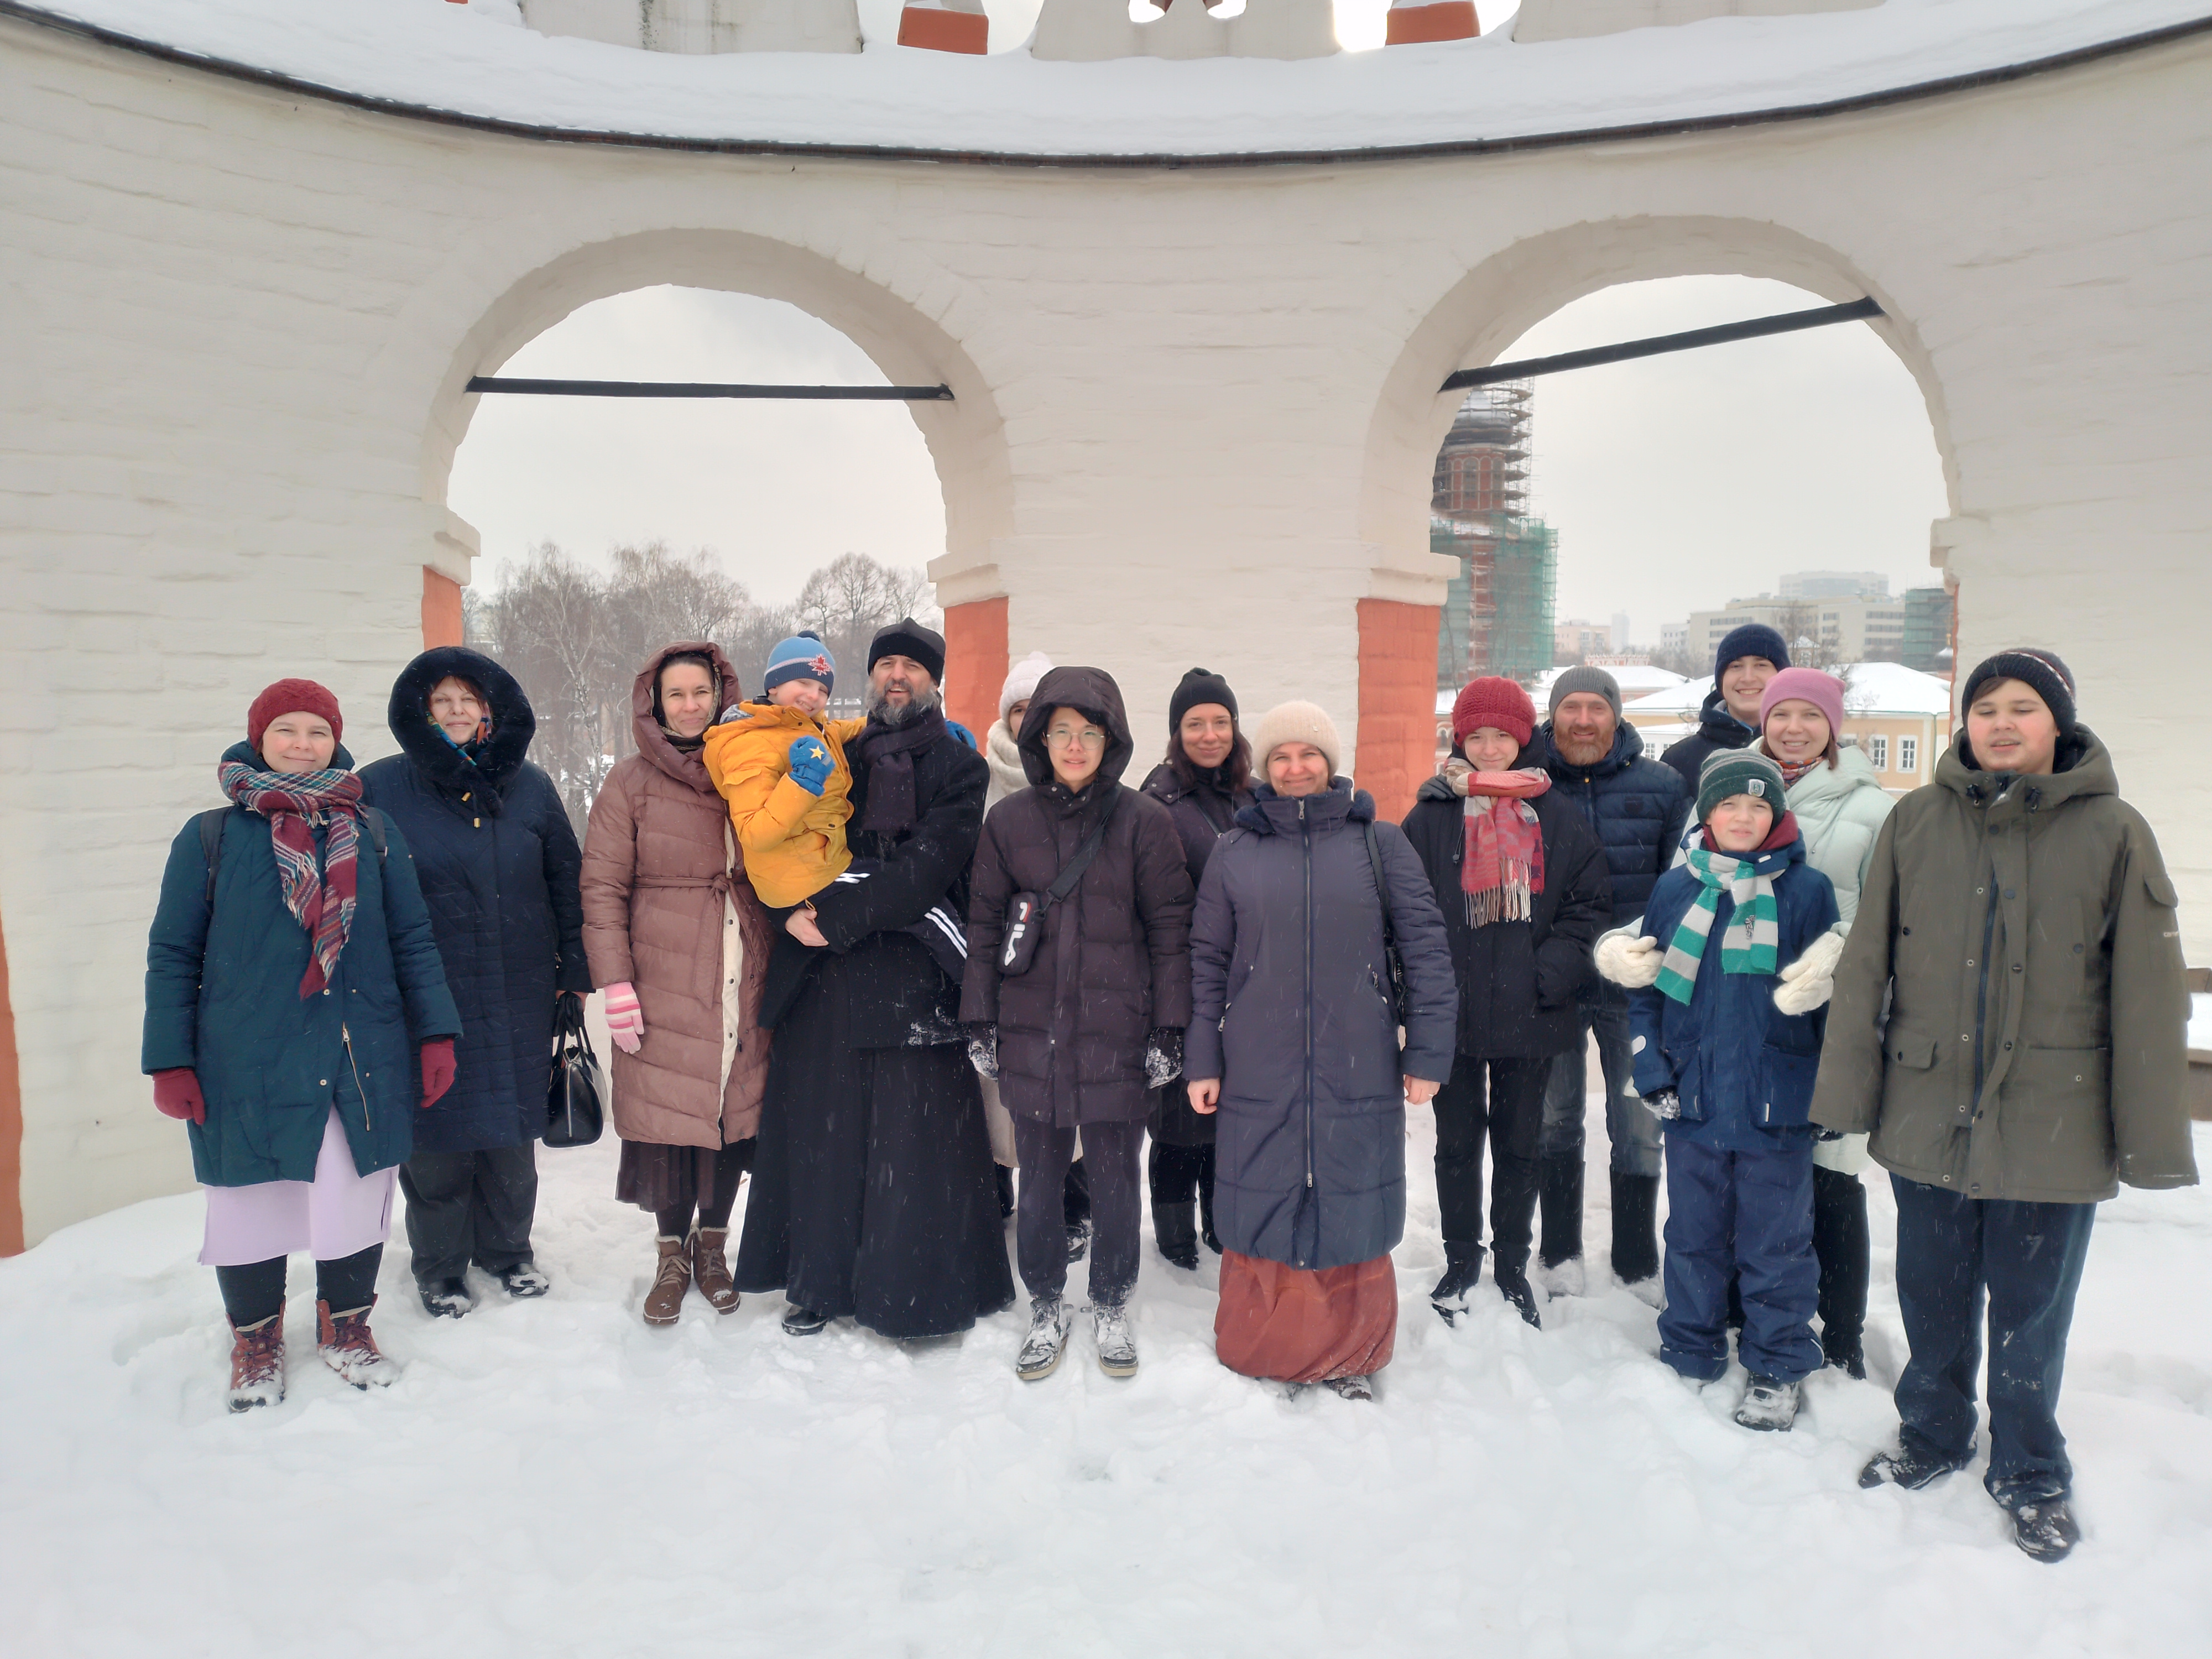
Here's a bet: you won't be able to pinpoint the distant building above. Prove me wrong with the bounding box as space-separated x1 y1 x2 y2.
1781 570 1891 600
1684 592 1907 665
1659 620 1688 655
1430 383 1557 687
1623 661 1954 793
1900 585 1955 675
1553 617 1615 662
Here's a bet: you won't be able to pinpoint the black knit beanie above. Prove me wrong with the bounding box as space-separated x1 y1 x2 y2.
1961 648 2076 734
1714 622 1791 681
867 616 946 684
1169 667 1238 729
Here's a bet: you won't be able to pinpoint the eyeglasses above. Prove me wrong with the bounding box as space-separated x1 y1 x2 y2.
1045 726 1107 751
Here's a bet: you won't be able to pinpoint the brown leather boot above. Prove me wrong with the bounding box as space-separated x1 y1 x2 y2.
643 1234 691 1326
227 1305 285 1412
316 1297 397 1390
693 1228 740 1314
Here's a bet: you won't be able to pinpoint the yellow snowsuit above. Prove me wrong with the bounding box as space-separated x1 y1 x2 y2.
702 702 867 909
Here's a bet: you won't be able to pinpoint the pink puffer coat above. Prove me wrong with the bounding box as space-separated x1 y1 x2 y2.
581 643 774 1148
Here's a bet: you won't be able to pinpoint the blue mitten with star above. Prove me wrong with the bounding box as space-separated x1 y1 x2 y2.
787 735 833 797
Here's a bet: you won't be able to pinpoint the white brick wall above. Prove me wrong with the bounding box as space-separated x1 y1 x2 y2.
2 18 2208 1239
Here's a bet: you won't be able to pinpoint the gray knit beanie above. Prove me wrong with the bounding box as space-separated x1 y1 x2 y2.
1547 665 1622 718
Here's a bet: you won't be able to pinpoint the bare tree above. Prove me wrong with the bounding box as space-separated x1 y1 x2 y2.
795 552 937 688
1774 601 1848 674
479 542 623 832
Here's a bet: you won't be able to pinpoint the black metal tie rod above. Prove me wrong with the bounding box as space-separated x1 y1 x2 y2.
1441 297 1883 392
465 377 954 401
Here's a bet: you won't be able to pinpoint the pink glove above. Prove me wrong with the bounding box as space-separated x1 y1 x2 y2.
604 982 644 1054
153 1067 206 1126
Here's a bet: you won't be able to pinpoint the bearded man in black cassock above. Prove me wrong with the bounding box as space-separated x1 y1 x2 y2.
735 617 1016 1338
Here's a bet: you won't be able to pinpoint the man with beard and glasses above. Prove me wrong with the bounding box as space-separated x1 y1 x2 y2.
1531 666 1688 1301
734 618 1017 1340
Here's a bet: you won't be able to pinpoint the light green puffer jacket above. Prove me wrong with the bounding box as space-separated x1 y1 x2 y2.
1787 744 1895 930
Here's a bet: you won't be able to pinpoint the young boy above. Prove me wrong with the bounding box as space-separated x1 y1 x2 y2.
1630 749 1839 1432
702 631 865 910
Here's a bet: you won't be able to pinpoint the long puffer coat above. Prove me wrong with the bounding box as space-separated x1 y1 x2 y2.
1399 767 1613 1059
962 668 1194 1128
1139 759 1255 1146
1810 728 2197 1202
1629 832 1840 1151
358 648 589 1154
1187 780 1457 1271
144 742 463 1186
581 643 775 1149
1536 719 1691 927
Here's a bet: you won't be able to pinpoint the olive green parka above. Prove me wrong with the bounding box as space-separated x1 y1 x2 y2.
1809 727 2195 1203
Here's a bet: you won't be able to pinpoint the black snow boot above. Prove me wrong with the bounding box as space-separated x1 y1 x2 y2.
1610 1171 1662 1287
1154 1202 1201 1271
2010 1499 2081 1564
1430 1244 1484 1324
1494 1267 1542 1329
1859 1441 1972 1491
1538 1155 1584 1270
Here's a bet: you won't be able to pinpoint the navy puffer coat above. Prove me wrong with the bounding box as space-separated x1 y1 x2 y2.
1656 685 1757 792
358 648 589 1153
144 742 463 1186
1187 781 1457 1271
1535 719 1692 927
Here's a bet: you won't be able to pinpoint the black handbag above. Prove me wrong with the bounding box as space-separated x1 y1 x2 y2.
999 792 1120 977
544 994 606 1149
1363 822 1410 1025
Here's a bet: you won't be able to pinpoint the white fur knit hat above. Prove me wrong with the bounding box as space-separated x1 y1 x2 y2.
1249 700 1341 779
999 651 1055 724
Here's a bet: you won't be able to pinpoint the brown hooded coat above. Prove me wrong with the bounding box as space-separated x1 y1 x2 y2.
581 643 774 1149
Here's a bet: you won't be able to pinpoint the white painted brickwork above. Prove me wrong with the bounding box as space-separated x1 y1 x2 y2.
1 16 2208 1239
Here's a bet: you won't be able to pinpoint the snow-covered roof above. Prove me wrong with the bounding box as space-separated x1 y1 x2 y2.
1535 664 1687 700
1624 662 1955 718
18 0 2209 161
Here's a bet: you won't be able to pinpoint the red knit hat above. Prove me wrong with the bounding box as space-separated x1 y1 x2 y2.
1452 676 1536 748
247 678 344 749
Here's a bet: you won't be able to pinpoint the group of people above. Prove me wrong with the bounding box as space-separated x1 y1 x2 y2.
142 614 2195 1563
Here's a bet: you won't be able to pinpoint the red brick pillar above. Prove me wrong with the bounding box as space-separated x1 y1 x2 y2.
422 567 464 650
1357 597 1442 825
942 596 1009 742
0 906 23 1256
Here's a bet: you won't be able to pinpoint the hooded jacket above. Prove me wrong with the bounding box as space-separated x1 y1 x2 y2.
144 742 462 1186
1659 685 1758 791
1778 742 1895 931
961 668 1194 1127
701 701 864 909
1187 780 1457 1271
1809 728 2196 1202
1536 718 1692 927
580 644 774 1148
358 648 590 1154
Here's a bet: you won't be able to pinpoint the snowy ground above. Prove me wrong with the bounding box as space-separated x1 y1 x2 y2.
4 1076 2211 1658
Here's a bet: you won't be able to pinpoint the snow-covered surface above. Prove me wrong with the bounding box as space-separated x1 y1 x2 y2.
5 1089 2209 1655
1624 661 1953 718
16 0 2212 158
2190 992 2210 1056
1535 663 1688 701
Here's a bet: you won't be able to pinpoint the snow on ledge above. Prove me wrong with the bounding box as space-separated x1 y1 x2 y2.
9 0 2212 160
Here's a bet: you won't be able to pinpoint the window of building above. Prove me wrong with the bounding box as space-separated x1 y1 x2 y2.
1898 736 1918 775
1869 734 1889 770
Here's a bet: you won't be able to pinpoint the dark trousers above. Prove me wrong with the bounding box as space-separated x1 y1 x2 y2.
1813 1164 1870 1355
1540 988 1661 1177
1658 1139 1821 1385
1431 1056 1548 1275
399 1142 539 1285
1148 1140 1215 1218
1015 1119 1141 1308
215 1244 383 1326
1890 1175 2096 1507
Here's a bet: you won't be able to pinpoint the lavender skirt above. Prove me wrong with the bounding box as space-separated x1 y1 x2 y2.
199 1107 397 1266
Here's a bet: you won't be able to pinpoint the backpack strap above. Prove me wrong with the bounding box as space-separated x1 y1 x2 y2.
1363 820 1397 948
359 806 388 859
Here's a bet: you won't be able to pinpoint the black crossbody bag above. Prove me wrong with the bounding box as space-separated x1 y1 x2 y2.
998 792 1121 977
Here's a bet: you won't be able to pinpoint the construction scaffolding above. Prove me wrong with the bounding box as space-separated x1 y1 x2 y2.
1429 382 1556 687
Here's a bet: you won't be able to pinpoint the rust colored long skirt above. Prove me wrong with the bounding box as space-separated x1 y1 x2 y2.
1214 1250 1397 1384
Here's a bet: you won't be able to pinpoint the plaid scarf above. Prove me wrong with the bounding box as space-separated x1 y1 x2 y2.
1446 762 1550 926
217 759 366 998
1655 815 1799 1005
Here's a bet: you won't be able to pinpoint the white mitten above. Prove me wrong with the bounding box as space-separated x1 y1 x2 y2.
1773 928 1848 1015
1594 930 1663 989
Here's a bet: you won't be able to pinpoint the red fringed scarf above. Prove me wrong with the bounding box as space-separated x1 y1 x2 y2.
217 759 366 998
1452 763 1551 926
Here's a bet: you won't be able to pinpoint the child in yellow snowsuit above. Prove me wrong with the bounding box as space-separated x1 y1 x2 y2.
703 631 866 910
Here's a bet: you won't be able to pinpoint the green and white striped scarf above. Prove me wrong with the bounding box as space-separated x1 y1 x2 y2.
1655 840 1786 1005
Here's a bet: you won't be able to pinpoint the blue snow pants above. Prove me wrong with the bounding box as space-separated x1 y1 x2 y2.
1658 1138 1819 1385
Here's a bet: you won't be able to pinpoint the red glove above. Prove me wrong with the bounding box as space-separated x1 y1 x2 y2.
419 1038 457 1110
152 1067 206 1126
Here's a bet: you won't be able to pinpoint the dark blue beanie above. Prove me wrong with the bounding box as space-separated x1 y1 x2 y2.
1714 623 1791 681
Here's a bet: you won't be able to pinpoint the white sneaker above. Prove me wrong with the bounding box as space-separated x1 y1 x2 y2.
1016 1297 1071 1381
1538 1256 1587 1298
1093 1304 1139 1377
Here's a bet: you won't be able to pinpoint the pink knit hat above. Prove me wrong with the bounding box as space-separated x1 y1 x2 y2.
1758 667 1845 740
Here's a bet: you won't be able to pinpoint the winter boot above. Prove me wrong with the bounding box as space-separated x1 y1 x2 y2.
1016 1297 1072 1381
419 1277 472 1319
1537 1154 1584 1287
492 1262 550 1299
1494 1266 1542 1330
1093 1303 1139 1378
1733 1373 1800 1432
2010 1499 2081 1563
1154 1202 1201 1271
1609 1171 1662 1290
1858 1441 1971 1491
1823 1335 1867 1381
642 1234 691 1327
1198 1165 1220 1254
226 1306 286 1413
1430 1243 1484 1326
1325 1374 1375 1402
781 1302 830 1336
1065 1217 1093 1265
316 1297 398 1390
691 1229 739 1314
